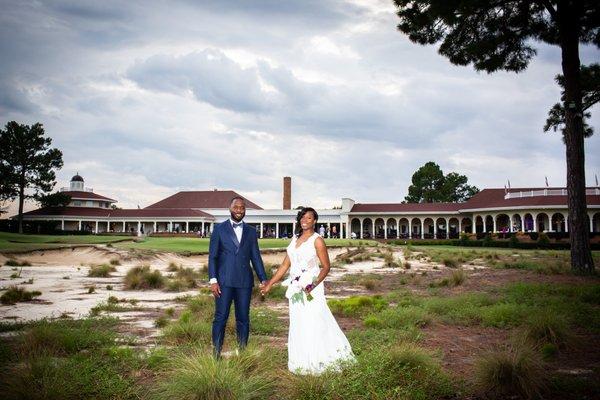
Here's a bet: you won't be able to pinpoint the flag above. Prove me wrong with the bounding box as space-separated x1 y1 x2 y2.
545 176 549 187
508 180 511 189
596 174 599 187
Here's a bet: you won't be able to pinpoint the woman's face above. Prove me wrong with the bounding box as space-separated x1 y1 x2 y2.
300 211 316 231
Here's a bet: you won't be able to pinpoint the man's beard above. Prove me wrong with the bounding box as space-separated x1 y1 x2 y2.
230 211 245 222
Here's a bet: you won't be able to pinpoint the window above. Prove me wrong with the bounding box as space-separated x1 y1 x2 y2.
74 201 81 206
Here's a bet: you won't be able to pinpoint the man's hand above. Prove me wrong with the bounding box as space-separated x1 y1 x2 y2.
260 281 271 296
210 282 221 298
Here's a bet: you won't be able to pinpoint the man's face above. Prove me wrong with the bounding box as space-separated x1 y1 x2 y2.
230 199 246 222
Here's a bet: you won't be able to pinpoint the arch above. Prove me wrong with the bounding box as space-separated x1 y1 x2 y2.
386 218 398 238
536 213 549 232
460 217 472 234
351 218 361 237
448 217 460 238
496 214 510 234
410 217 422 238
551 213 565 232
362 218 373 239
423 218 434 239
374 218 385 239
485 215 494 233
435 217 447 239
523 213 534 232
397 217 409 238
475 215 484 233
592 212 600 233
511 214 522 231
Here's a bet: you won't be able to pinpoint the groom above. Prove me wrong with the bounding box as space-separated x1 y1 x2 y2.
208 196 268 357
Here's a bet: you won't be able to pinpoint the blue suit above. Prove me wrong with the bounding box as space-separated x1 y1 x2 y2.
208 220 267 355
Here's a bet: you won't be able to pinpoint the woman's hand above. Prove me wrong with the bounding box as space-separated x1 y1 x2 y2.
261 282 273 296
304 283 315 294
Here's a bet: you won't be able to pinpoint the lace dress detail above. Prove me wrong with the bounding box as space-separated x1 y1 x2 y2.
285 232 355 374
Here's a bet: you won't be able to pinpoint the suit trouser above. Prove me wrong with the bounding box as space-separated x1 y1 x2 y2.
212 285 252 356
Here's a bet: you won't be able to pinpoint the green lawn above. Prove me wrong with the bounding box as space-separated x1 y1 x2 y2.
0 232 376 254
115 237 375 253
0 232 131 252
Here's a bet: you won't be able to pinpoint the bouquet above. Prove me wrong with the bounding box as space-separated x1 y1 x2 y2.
282 269 317 305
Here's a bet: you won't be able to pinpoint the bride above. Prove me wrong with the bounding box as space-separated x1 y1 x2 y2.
261 207 355 374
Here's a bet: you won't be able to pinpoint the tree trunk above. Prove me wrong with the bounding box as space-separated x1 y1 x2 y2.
17 176 24 234
558 0 594 274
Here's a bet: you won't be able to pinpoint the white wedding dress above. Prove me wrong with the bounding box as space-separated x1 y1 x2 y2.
285 232 355 374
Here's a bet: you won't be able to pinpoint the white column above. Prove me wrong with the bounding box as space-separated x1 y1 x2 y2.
107 221 110 232
420 220 424 239
186 221 189 233
169 221 173 232
483 217 487 233
201 221 205 235
95 221 99 233
445 218 449 238
520 214 526 231
383 220 387 239
275 223 279 238
397 218 401 238
589 213 593 232
458 219 462 234
122 221 126 232
153 221 157 232
472 216 476 233
61 220 65 230
327 222 331 238
492 215 497 233
532 214 537 232
137 221 141 233
78 220 82 230
433 219 437 239
562 213 568 232
360 218 364 239
372 220 375 239
259 222 263 238
408 218 412 239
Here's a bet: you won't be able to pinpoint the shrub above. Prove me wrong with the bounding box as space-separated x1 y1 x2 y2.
1 286 42 304
88 264 117 277
161 310 211 344
474 342 547 399
4 259 31 267
523 313 571 349
167 262 179 272
403 261 411 269
109 258 121 266
509 234 520 247
328 295 388 317
442 257 459 268
537 232 550 248
124 265 165 290
151 347 276 400
450 268 466 286
87 286 96 294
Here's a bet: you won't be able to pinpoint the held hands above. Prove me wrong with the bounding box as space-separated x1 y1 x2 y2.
260 280 272 296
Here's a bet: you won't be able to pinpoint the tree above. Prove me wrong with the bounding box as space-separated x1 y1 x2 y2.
405 161 479 203
544 63 600 140
36 192 71 208
394 1 598 274
0 121 63 233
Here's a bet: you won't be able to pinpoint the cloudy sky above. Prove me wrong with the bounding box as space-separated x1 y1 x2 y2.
2 0 599 214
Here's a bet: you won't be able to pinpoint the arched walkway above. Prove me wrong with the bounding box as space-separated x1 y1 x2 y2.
351 218 361 238
411 218 422 238
475 215 484 233
537 213 549 232
423 218 434 239
460 217 472 234
485 215 494 233
448 217 460 238
362 218 373 239
435 217 447 239
551 213 566 232
511 214 522 231
496 214 510 234
398 218 410 238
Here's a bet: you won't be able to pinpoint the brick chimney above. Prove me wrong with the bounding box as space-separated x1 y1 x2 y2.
283 177 291 210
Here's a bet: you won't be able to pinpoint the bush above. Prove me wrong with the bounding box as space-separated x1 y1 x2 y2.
4 259 31 267
124 265 165 290
475 342 547 399
328 295 388 317
161 310 211 344
523 313 571 348
509 234 520 247
450 268 466 286
1 286 42 304
442 257 459 268
88 264 116 278
538 232 551 248
109 258 120 266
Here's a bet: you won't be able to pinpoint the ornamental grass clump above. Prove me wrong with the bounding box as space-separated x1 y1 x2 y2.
0 286 42 304
474 342 547 399
124 265 165 289
88 264 116 278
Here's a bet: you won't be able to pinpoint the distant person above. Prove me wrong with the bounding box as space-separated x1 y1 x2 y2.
331 225 337 238
319 224 325 237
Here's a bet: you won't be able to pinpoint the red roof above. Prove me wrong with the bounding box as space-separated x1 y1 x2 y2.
145 190 263 210
21 207 214 219
350 202 461 213
461 188 600 210
61 191 116 202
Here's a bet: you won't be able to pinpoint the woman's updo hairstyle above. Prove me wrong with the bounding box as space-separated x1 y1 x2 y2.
295 207 318 237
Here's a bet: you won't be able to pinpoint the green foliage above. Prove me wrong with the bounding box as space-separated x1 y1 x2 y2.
124 265 165 290
404 161 478 203
522 313 571 349
161 310 211 345
250 308 284 335
88 264 116 278
328 295 388 317
474 342 547 399
1 286 42 304
151 347 276 400
36 191 71 208
0 121 64 233
4 259 31 267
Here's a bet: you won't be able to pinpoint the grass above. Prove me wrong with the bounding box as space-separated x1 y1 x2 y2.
115 237 376 254
124 265 165 289
88 263 117 277
0 286 42 304
328 295 388 317
4 259 31 266
0 231 131 252
161 310 212 345
474 341 547 399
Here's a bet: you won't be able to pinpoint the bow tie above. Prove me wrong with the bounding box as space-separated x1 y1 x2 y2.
232 222 243 229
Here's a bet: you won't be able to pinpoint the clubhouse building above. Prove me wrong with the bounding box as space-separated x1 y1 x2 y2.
17 174 600 239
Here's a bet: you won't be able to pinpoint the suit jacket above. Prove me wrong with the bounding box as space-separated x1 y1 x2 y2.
208 221 267 288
